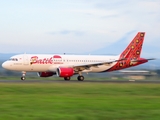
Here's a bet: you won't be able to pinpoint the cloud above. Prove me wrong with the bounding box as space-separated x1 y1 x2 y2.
94 0 129 10
48 30 85 36
0 0 160 57
101 14 118 19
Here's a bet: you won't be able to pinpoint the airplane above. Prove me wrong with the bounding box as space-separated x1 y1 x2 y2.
2 32 154 81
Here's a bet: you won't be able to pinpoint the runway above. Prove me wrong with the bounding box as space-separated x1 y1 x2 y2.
0 79 160 83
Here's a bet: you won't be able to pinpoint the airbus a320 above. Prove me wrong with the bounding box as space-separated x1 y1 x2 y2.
2 32 154 81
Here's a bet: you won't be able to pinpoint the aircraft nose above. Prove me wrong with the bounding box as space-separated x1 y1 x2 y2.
2 62 10 70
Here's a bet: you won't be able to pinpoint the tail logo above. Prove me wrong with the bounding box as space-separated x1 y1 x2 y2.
140 33 144 37
136 51 140 55
136 39 139 43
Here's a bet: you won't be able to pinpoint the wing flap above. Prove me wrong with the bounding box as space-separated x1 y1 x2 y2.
73 58 125 70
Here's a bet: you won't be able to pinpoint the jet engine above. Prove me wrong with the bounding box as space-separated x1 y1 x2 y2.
56 67 74 77
38 72 56 77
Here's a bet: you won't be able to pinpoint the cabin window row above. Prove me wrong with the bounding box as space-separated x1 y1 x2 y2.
53 59 105 62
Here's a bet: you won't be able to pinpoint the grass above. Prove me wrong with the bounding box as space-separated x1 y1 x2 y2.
0 83 160 120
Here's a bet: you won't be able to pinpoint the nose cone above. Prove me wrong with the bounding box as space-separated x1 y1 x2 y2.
2 62 10 70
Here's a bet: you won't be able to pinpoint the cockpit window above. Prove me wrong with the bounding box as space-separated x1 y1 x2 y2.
8 58 18 61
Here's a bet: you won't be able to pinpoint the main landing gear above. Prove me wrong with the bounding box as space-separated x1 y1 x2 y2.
64 71 85 81
77 75 84 81
63 76 84 81
77 72 84 81
21 71 26 80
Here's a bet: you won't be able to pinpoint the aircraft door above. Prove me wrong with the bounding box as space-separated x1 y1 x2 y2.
23 54 29 65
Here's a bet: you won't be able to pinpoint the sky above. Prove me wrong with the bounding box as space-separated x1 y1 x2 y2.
0 0 160 58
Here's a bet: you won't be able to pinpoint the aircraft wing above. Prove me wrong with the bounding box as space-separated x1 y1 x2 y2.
72 58 125 72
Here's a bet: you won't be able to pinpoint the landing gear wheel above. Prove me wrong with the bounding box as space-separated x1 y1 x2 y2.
64 77 71 81
21 76 26 80
77 76 84 81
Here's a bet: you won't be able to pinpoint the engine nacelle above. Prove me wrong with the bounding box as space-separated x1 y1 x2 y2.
56 67 74 77
38 72 55 77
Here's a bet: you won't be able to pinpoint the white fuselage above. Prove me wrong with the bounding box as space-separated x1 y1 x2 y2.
2 54 119 73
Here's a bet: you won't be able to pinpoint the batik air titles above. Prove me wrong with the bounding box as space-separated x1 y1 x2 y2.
2 32 154 81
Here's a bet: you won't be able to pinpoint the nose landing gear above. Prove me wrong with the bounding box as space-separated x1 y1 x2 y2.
21 71 26 80
21 76 26 80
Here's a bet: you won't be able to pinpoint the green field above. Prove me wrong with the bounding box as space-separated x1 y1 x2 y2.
0 82 160 120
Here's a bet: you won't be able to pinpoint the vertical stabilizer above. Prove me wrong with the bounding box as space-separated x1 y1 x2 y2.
107 32 146 72
120 32 145 59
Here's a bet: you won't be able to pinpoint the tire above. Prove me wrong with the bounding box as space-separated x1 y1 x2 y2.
21 76 25 80
64 77 70 81
77 76 84 81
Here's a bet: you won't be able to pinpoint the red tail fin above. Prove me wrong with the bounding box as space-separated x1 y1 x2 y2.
120 32 145 59
107 32 146 72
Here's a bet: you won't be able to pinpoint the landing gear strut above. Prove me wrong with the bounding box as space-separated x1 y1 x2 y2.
21 71 26 80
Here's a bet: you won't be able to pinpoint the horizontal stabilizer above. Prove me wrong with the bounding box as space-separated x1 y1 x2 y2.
131 58 155 62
